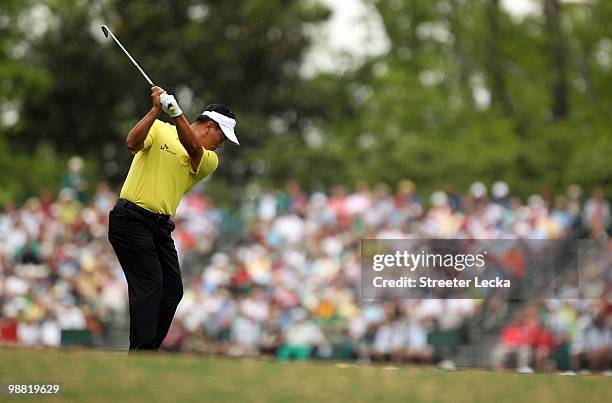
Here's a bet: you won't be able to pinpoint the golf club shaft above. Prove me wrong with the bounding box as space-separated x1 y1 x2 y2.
102 26 153 86
102 25 176 114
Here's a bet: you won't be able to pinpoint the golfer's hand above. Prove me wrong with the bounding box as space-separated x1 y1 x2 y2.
151 86 166 113
160 93 183 118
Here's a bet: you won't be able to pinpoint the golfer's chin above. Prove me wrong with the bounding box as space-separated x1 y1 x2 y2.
197 135 220 151
201 139 223 151
202 142 220 151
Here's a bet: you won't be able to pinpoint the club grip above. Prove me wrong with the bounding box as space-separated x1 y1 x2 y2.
151 85 177 115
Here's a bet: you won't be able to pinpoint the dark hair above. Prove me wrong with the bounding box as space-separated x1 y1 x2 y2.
196 104 236 123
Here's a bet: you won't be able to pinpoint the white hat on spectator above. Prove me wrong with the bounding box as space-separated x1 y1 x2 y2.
492 181 509 199
470 182 487 198
431 191 448 207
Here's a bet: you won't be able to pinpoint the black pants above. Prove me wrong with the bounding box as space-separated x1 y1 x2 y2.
108 200 183 351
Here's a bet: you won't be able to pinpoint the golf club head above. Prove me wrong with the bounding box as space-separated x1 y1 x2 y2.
101 25 109 38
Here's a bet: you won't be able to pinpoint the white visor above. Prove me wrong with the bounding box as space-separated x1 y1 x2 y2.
200 110 239 145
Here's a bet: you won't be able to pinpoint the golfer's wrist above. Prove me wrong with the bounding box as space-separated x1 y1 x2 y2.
172 112 186 123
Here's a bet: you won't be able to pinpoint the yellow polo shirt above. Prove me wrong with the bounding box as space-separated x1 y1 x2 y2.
119 120 218 216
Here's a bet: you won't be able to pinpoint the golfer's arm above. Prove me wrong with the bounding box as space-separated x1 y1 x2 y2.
173 114 203 170
125 108 159 153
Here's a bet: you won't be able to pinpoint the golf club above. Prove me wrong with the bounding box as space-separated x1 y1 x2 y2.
101 24 175 114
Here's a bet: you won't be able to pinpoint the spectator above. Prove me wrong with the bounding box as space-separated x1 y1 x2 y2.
62 156 88 204
277 309 328 361
582 187 611 238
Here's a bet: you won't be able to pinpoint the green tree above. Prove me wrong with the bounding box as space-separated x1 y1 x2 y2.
299 0 612 197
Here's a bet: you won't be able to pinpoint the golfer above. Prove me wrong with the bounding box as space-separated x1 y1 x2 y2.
108 86 238 351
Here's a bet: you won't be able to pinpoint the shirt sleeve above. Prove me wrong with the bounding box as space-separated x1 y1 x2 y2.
140 120 161 152
190 149 219 181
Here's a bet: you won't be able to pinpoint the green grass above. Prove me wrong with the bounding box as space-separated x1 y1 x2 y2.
0 348 610 402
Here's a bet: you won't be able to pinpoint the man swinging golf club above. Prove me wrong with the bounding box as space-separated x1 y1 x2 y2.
108 86 239 351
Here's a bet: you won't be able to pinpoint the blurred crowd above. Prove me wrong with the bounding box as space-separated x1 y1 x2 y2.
493 243 612 374
0 159 610 372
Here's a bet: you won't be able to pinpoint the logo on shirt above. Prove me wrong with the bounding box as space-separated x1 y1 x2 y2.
160 144 176 155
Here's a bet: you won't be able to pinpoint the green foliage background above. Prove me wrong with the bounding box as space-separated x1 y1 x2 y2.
0 0 610 205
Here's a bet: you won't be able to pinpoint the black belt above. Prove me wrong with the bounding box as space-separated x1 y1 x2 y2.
116 198 170 223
